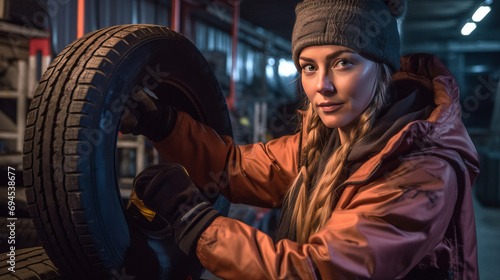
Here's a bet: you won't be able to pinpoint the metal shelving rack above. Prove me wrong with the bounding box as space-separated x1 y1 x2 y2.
0 60 26 155
0 22 50 168
117 134 148 198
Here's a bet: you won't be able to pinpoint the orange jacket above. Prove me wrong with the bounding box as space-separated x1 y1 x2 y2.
152 54 480 279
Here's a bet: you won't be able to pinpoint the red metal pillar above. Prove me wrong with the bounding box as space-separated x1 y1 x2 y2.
77 0 85 38
28 38 51 108
227 0 239 112
181 2 192 39
171 0 181 31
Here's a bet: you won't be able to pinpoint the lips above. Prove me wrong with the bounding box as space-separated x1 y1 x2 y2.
318 102 344 113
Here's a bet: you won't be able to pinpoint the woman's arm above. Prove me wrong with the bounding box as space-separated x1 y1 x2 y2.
151 111 301 208
196 155 458 279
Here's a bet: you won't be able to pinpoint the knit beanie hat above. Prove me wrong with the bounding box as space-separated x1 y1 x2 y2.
292 0 407 72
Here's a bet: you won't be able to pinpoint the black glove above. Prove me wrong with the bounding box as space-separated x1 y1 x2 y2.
133 163 221 256
120 89 177 142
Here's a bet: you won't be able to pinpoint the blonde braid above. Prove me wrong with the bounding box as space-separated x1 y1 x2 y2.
286 63 393 243
287 107 329 236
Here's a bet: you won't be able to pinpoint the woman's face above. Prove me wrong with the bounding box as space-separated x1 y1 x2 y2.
299 45 378 131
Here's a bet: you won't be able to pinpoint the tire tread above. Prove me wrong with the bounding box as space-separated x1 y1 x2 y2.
0 247 62 280
22 24 219 279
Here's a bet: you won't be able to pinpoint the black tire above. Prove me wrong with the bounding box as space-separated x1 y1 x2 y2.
0 247 62 280
23 24 232 280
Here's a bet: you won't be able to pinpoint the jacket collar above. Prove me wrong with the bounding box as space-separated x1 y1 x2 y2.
342 53 479 189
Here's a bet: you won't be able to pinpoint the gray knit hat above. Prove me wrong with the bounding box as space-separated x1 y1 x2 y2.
292 0 407 72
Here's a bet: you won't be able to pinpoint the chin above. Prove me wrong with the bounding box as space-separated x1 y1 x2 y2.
320 119 342 129
319 115 353 129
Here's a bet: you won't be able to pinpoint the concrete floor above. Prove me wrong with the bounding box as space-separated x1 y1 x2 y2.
474 193 500 280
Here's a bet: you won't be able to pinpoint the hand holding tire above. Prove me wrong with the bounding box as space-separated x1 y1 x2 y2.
120 89 177 142
134 163 221 256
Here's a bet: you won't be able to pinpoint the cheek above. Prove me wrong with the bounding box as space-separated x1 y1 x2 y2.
348 70 377 109
352 82 375 107
302 78 315 103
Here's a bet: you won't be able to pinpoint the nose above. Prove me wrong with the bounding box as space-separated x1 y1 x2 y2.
316 71 334 95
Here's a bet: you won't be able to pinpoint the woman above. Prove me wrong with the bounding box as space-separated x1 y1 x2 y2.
122 0 480 278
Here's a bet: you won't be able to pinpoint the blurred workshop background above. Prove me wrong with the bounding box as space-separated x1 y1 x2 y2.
0 0 499 279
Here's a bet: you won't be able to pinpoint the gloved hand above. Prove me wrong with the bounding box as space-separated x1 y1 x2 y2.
120 89 177 142
133 163 221 256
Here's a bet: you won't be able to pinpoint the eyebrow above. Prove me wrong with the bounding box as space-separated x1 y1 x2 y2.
299 49 356 63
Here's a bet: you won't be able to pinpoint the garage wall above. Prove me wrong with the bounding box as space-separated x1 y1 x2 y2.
48 0 170 54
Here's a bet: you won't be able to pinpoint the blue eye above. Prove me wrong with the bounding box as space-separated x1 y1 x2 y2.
302 64 316 72
335 59 352 68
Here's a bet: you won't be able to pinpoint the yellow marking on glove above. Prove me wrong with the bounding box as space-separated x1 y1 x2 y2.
128 188 156 222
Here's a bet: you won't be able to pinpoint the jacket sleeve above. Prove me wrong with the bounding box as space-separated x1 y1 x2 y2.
151 111 300 208
196 155 458 280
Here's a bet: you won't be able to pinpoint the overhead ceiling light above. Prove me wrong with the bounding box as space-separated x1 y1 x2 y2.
472 6 492 22
461 22 477 36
